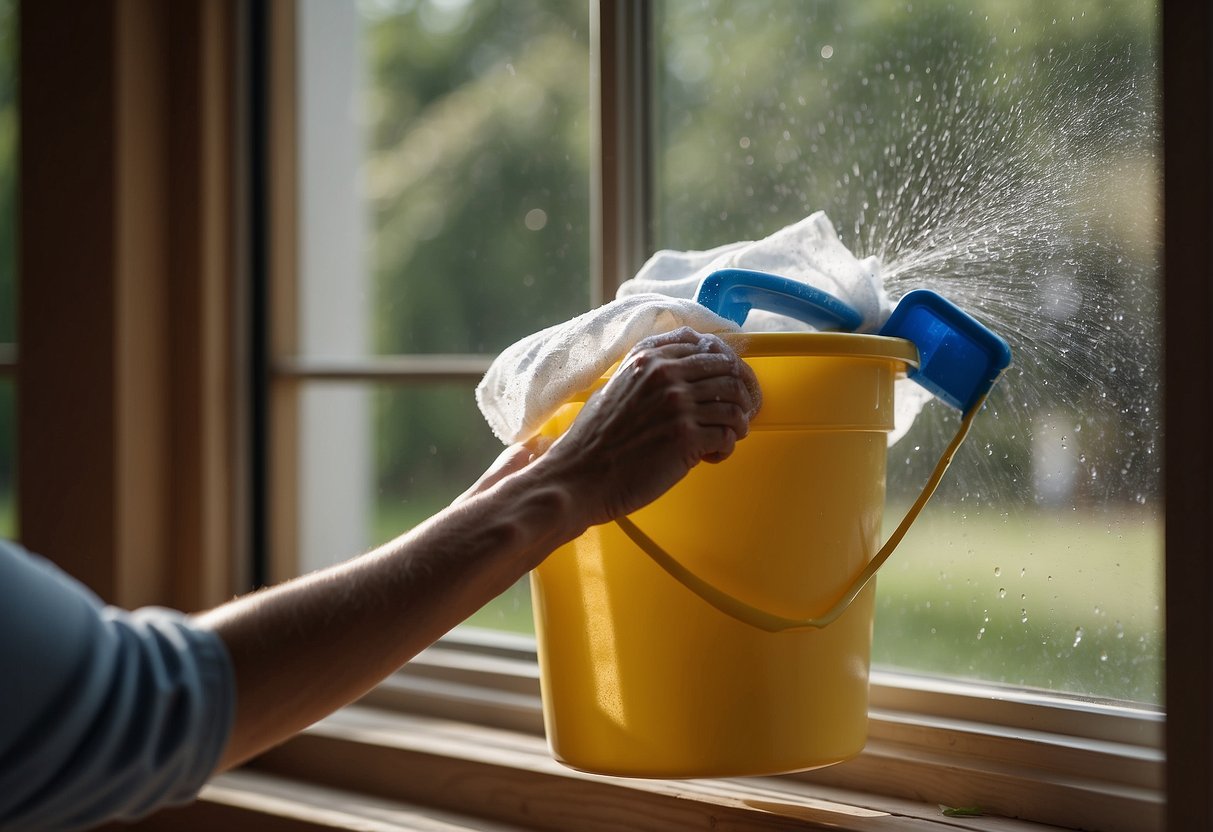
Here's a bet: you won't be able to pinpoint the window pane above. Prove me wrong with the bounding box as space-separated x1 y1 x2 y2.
295 381 496 567
652 1 1161 703
295 381 528 630
296 0 590 359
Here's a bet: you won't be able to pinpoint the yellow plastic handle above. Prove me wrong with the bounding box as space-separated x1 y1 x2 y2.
614 392 989 633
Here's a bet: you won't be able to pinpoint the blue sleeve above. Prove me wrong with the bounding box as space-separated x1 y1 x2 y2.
0 540 236 831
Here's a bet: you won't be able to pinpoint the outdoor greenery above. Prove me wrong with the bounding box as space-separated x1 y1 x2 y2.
357 0 1161 704
461 506 1162 703
0 0 1162 703
361 0 590 502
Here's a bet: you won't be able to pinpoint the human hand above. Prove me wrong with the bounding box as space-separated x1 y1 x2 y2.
537 327 761 531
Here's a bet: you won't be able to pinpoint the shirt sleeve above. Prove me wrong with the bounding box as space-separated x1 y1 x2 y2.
0 540 236 831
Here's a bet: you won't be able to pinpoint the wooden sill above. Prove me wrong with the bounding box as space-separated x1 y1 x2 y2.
105 768 535 832
110 634 1162 831
233 706 1067 832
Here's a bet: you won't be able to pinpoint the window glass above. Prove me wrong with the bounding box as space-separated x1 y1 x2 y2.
295 383 502 573
297 0 590 360
0 0 16 541
652 1 1161 703
291 0 590 636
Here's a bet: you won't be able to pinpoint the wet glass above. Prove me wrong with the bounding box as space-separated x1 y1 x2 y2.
293 382 499 569
297 0 591 360
652 0 1162 704
290 1 590 630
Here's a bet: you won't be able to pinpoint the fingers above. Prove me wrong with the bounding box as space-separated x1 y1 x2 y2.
538 328 761 527
700 426 739 464
626 343 761 423
691 375 756 415
630 326 720 353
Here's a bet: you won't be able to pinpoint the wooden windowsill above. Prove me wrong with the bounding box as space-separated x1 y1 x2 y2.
230 705 1069 832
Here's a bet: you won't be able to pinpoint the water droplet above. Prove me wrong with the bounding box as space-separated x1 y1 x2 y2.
1099 651 1108 662
994 566 1002 577
998 587 1007 599
1073 626 1084 647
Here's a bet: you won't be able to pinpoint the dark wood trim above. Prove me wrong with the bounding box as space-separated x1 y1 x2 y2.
1162 0 1213 828
19 0 140 602
17 0 242 609
266 0 301 584
166 0 243 610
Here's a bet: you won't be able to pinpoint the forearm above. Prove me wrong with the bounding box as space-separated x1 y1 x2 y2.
194 327 758 772
197 463 583 770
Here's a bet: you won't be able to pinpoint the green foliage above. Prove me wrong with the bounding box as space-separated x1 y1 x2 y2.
363 0 590 356
650 0 1160 508
361 0 590 504
355 2 1163 704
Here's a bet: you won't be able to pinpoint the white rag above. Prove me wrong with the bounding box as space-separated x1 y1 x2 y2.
476 211 929 445
618 211 891 333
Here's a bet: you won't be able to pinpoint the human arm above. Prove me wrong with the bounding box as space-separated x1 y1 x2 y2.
0 543 234 830
198 327 760 770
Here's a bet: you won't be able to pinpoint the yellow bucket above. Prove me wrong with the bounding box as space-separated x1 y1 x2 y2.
530 331 941 778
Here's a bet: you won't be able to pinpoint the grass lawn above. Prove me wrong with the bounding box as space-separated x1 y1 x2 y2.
871 504 1161 703
423 501 1163 706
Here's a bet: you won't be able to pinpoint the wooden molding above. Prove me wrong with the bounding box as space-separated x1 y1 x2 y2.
17 0 242 608
1162 0 1213 828
267 0 301 584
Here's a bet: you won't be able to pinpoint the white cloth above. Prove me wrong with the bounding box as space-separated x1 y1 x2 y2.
475 295 739 444
618 211 891 332
477 211 926 445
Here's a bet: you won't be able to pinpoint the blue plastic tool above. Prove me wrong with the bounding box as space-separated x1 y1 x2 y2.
696 268 864 332
694 269 1011 413
877 289 1012 412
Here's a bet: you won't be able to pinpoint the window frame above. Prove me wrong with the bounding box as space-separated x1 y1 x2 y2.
9 0 1200 829
255 3 1183 831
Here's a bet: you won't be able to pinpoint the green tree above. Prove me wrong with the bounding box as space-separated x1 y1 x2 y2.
360 0 590 503
650 0 1158 507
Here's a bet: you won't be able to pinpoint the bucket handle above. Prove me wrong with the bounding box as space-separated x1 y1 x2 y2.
615 269 1011 631
614 390 989 633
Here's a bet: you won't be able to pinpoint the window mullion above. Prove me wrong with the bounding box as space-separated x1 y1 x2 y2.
591 0 652 304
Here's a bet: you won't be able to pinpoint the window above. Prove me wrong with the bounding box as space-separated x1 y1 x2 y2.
265 1 1177 830
650 1 1162 705
283 2 1164 702
272 1 589 639
0 0 15 541
10 1 1204 828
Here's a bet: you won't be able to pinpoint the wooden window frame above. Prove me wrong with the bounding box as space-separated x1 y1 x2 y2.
17 0 246 611
249 3 1185 831
13 0 1210 830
